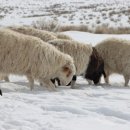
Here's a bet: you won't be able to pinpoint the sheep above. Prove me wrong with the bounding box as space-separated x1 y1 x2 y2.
84 47 106 84
56 33 72 40
1 26 73 82
48 39 105 88
95 37 130 86
8 26 73 41
8 26 57 42
7 26 105 86
0 29 75 91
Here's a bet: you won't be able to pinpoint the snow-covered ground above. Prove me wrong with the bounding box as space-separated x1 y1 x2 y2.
0 31 130 130
64 31 130 45
1 0 130 129
0 0 130 29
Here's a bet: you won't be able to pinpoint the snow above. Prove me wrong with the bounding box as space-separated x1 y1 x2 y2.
0 0 130 28
1 0 130 129
64 31 130 45
0 31 130 130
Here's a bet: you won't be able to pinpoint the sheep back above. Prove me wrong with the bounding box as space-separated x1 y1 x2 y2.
49 39 92 75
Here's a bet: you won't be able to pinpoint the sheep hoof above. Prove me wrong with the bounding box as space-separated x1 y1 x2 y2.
48 86 57 91
71 86 76 89
70 80 76 89
40 82 43 86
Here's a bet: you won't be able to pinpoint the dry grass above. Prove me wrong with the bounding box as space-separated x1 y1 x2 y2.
58 25 91 32
32 19 130 34
59 24 130 34
94 24 130 34
32 18 60 32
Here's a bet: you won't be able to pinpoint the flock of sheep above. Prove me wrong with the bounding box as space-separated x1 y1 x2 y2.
0 26 130 96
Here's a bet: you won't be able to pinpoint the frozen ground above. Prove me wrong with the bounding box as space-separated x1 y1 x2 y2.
64 31 130 45
0 32 130 130
0 0 130 129
0 0 130 29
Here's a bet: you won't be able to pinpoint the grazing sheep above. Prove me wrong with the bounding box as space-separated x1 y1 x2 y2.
1 27 73 82
56 33 72 40
8 26 57 42
85 47 106 84
9 26 73 40
95 38 130 86
0 29 75 91
49 39 105 88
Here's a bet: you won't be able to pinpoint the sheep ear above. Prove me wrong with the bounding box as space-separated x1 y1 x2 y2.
62 66 71 77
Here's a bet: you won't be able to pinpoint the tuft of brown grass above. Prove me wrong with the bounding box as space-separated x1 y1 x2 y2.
59 24 130 34
95 24 130 34
58 25 91 32
32 18 60 32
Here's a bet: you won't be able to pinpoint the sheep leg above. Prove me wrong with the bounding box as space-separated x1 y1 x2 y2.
40 82 43 86
51 78 60 88
105 76 109 84
56 78 61 86
104 70 110 84
0 89 2 96
26 75 34 90
4 76 9 82
41 78 58 88
124 75 129 86
51 79 55 85
102 70 106 78
71 75 77 89
41 79 56 91
87 79 93 85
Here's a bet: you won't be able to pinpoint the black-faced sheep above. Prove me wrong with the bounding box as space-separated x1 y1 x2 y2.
84 47 106 84
49 39 105 88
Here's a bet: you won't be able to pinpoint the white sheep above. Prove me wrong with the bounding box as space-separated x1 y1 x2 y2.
48 39 92 88
8 26 57 42
9 26 73 41
1 27 74 82
95 37 130 86
56 33 72 40
49 39 106 87
0 29 75 91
